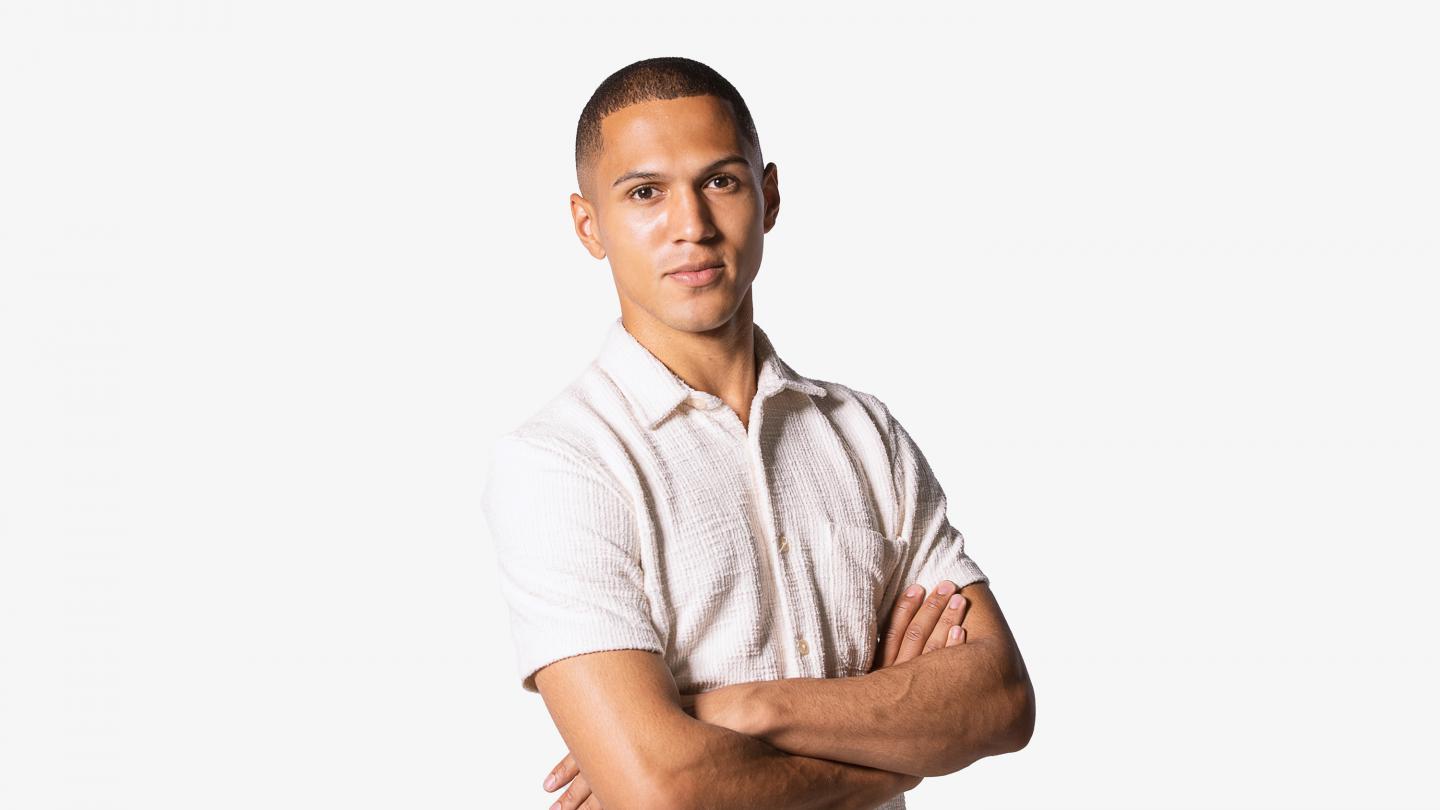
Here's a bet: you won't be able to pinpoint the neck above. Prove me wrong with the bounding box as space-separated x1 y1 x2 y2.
619 294 762 415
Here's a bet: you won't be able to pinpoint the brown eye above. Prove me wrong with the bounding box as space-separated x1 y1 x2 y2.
630 186 657 201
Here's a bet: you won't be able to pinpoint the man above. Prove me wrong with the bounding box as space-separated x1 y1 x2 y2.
481 56 1035 809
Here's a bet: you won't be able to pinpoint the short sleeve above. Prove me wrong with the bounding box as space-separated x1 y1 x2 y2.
480 433 665 693
886 409 989 595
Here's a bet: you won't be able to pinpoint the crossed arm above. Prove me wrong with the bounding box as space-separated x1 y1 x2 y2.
534 647 919 810
697 579 1034 777
534 578 1034 809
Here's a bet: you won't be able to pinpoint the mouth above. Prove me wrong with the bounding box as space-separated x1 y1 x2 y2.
665 262 724 288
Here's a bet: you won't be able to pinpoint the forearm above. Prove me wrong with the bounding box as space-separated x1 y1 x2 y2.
746 637 1032 777
657 714 915 810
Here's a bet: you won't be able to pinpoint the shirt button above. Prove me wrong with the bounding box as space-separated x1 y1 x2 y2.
778 534 789 553
797 637 809 656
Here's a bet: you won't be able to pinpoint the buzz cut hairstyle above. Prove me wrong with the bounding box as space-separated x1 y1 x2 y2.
574 56 764 197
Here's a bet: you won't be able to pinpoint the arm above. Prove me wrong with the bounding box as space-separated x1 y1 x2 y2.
481 434 917 809
545 581 990 809
534 648 919 810
692 402 1039 777
708 578 1035 777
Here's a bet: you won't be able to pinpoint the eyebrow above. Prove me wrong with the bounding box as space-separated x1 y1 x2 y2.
610 154 751 189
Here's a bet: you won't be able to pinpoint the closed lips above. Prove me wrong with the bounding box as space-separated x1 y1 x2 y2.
667 262 722 275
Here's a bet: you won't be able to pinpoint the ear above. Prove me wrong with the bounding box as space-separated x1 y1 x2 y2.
571 192 606 259
761 162 781 233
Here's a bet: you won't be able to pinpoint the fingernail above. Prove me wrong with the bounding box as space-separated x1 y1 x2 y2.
550 802 561 810
950 626 961 640
905 584 921 598
948 594 963 610
543 773 556 790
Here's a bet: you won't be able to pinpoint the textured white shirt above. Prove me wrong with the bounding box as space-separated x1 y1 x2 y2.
481 317 988 808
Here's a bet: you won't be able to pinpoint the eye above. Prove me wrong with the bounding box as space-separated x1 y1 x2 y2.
628 175 739 202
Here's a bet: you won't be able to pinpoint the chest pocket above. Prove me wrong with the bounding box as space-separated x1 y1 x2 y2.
806 519 900 676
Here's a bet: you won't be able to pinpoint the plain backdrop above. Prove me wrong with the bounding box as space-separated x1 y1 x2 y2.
1 1 1436 808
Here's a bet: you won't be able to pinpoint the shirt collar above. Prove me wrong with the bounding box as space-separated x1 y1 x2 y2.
595 316 828 430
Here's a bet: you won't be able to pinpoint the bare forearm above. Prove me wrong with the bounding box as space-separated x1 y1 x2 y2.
746 637 1033 777
658 715 915 810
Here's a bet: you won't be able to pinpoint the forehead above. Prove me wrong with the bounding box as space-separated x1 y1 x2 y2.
597 95 746 178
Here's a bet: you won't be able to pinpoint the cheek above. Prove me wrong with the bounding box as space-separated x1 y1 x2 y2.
724 198 765 236
616 204 666 233
598 207 661 243
611 232 661 270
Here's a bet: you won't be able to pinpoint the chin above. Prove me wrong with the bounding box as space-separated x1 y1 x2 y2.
651 300 725 332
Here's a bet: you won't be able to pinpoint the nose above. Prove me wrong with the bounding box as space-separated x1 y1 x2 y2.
669 184 716 243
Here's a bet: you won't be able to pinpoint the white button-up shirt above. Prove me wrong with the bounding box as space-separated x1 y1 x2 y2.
481 317 987 807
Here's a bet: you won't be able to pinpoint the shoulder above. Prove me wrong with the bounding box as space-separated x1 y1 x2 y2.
802 375 899 449
483 380 630 507
490 364 632 477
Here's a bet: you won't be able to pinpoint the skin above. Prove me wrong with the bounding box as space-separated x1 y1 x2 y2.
544 580 972 809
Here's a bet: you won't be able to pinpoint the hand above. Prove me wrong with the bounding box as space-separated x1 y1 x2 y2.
542 750 603 809
870 579 971 672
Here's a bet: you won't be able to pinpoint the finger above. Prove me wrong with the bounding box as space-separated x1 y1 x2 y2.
901 587 953 661
896 580 959 663
544 751 579 793
945 625 967 647
909 587 969 659
877 584 927 669
922 590 971 655
557 770 593 809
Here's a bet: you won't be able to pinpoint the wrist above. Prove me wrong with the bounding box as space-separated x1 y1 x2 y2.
736 680 778 741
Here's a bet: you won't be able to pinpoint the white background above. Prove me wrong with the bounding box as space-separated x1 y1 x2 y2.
2 1 1436 808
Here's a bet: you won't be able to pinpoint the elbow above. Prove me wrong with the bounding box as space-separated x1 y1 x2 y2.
636 770 704 810
624 747 706 810
938 674 1036 776
635 782 691 810
596 773 690 810
989 638 1036 756
576 748 692 810
604 714 716 809
1000 674 1036 754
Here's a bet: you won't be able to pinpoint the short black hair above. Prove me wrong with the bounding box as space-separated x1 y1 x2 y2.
575 56 763 197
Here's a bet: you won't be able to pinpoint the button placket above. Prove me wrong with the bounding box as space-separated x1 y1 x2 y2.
745 391 809 678
776 532 806 664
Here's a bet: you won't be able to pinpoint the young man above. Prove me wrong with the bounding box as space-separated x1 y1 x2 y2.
481 57 1035 809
